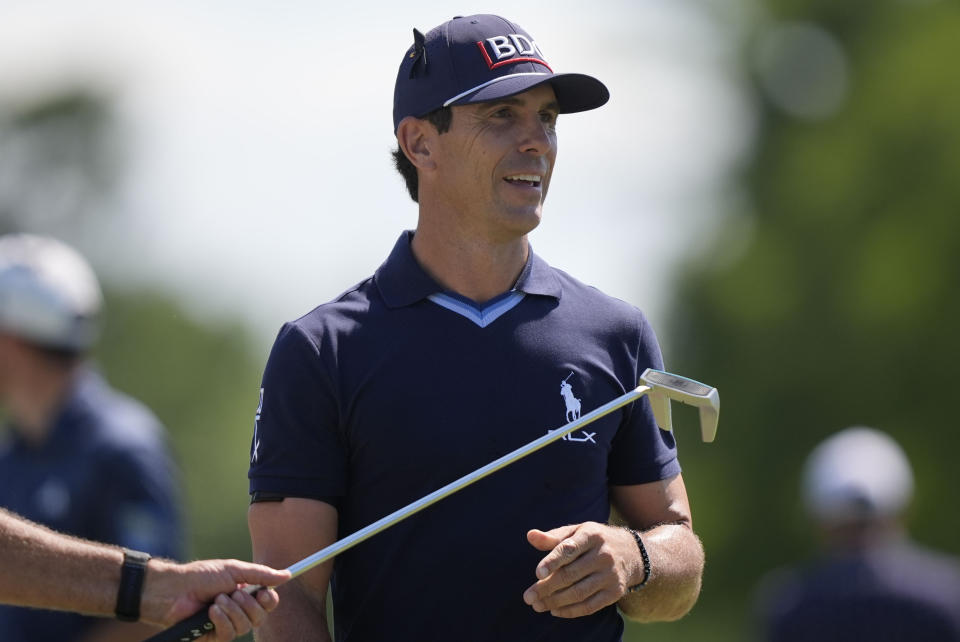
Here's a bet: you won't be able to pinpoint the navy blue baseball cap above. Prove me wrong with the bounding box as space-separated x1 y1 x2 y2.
393 14 609 132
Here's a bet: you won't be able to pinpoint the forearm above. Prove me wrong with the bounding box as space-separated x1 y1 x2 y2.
0 508 123 615
617 523 704 622
249 498 337 642
254 579 330 642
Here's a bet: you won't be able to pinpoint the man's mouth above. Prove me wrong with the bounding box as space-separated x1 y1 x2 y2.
504 174 542 187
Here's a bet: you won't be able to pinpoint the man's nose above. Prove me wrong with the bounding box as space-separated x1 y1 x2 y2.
518 116 555 156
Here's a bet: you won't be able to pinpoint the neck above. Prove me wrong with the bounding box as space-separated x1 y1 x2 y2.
410 225 528 303
821 518 906 552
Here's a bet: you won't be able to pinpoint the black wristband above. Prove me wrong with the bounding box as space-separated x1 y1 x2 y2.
624 528 651 592
115 548 151 622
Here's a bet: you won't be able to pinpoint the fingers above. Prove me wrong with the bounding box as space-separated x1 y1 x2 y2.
256 586 281 612
201 587 276 642
529 525 591 580
523 545 599 613
226 560 291 588
545 585 619 619
204 597 237 641
523 523 634 618
526 524 579 552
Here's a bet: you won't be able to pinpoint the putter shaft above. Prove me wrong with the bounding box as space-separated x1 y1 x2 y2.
144 384 651 642
287 383 650 577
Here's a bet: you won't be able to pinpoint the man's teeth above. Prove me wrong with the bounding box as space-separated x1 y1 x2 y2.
506 175 541 185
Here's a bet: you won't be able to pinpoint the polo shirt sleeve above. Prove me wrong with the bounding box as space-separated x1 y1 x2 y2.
248 321 347 505
607 311 681 486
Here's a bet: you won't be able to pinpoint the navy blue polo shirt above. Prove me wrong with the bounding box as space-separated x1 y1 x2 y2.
0 367 184 641
756 540 960 642
249 231 680 642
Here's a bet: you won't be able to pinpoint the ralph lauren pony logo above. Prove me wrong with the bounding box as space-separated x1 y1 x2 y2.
476 35 553 71
553 372 596 445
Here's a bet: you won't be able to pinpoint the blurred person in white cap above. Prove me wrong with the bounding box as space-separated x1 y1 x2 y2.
0 233 188 641
754 426 960 641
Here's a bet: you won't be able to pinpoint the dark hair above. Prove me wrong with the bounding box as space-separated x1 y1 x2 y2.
392 107 453 203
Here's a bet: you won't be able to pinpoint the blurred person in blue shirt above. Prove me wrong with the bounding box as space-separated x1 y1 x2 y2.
0 233 185 641
754 426 960 642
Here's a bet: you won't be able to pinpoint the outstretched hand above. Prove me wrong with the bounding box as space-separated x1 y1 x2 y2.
522 522 642 618
142 558 291 641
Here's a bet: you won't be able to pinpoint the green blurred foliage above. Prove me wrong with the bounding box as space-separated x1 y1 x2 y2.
640 1 960 640
2 88 265 566
94 287 265 563
94 290 266 642
2 88 267 641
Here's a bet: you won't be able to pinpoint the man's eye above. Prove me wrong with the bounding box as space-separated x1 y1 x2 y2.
541 112 558 125
492 108 513 118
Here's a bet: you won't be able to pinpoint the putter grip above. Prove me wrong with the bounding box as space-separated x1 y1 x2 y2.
143 608 213 642
142 584 264 642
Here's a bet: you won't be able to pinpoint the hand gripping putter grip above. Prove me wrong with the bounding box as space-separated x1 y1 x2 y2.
144 368 718 642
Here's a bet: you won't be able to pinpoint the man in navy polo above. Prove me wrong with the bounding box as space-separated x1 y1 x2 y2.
0 234 185 640
248 14 705 641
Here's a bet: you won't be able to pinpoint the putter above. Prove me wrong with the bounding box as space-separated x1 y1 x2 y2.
641 368 719 442
145 368 718 642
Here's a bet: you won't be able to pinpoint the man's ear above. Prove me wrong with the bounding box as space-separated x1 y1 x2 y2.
396 117 437 171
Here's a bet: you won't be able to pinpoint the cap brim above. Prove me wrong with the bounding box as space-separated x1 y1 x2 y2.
450 72 609 113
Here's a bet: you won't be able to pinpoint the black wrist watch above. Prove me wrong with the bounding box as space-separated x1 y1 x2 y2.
115 548 151 622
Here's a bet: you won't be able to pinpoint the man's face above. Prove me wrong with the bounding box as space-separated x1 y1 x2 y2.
429 83 559 240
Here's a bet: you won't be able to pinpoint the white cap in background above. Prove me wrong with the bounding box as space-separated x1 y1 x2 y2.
802 426 914 524
0 234 102 351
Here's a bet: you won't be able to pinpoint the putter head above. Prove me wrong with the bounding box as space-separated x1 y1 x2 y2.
639 368 719 442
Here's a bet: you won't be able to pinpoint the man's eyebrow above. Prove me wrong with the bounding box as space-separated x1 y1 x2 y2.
477 97 522 108
474 97 561 112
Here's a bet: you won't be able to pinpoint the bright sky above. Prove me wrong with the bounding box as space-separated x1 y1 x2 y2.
0 0 753 350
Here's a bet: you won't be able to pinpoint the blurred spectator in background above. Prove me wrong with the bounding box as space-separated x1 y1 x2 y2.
754 426 960 642
0 233 185 641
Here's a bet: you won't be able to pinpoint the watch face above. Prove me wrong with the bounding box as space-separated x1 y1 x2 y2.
644 370 713 397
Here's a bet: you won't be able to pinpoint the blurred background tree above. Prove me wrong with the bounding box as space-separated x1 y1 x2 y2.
632 0 960 640
0 88 261 567
0 88 117 237
1 86 266 640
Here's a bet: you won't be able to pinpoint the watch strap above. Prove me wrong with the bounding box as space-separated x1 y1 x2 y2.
115 548 151 622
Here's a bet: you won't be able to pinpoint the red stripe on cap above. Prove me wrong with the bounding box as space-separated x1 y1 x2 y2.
475 41 553 72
